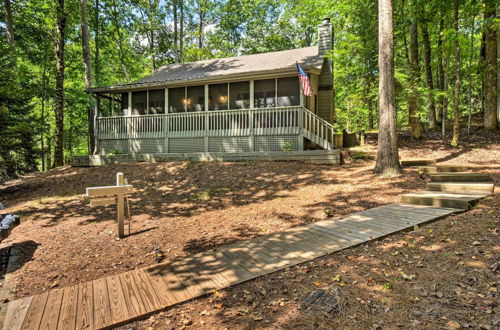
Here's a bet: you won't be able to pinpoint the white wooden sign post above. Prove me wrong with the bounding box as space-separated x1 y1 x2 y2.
86 172 134 238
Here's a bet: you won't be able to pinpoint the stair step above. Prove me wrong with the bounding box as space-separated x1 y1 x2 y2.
419 165 476 173
429 173 492 182
401 159 437 166
426 182 495 194
401 192 488 210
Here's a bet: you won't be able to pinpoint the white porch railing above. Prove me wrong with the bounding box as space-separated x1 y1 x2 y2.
96 106 338 149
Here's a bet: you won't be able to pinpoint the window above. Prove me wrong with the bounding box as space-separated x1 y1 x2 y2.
209 84 228 110
121 93 128 116
277 77 300 106
168 87 185 113
149 89 165 114
186 86 205 112
131 91 147 115
254 79 276 108
229 81 250 109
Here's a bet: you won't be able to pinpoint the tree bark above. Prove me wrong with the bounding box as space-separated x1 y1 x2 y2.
173 0 178 62
198 0 205 52
94 0 100 86
53 0 66 167
79 0 95 154
436 18 445 124
179 0 184 63
3 0 14 46
147 0 157 70
111 0 130 81
409 22 421 139
451 0 461 147
375 0 401 176
422 24 436 129
484 0 498 129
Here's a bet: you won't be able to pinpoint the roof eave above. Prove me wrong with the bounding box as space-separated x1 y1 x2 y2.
87 65 322 94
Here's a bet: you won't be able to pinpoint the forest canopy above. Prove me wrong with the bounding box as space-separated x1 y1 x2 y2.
0 0 498 180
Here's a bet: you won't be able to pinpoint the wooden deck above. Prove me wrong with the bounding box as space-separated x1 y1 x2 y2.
2 203 463 330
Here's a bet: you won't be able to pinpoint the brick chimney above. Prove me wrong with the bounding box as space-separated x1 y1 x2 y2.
318 17 333 56
317 18 335 123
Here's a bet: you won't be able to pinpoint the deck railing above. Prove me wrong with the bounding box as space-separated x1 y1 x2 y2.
96 106 338 149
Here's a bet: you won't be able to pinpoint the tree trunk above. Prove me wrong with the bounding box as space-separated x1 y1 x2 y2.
111 0 130 81
53 0 66 167
436 18 445 124
375 0 401 176
147 0 156 70
173 0 178 62
3 0 14 46
451 0 461 147
409 22 421 139
422 24 436 129
79 0 95 154
94 0 100 86
484 0 498 129
198 1 204 52
179 0 184 63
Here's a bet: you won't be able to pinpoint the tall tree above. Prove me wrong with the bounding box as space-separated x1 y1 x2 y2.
422 24 436 129
451 0 461 147
173 0 178 62
111 0 130 81
179 0 184 62
53 0 67 167
375 0 401 176
409 22 421 138
436 17 445 125
3 0 14 46
79 0 94 153
483 0 498 129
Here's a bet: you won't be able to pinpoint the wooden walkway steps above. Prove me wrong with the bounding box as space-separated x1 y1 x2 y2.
400 158 437 166
426 181 495 194
428 173 492 182
2 203 464 330
401 192 489 209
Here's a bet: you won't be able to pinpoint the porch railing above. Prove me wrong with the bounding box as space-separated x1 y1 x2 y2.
96 106 338 149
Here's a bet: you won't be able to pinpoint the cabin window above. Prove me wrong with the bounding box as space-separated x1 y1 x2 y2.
121 93 128 116
229 81 250 109
277 77 300 106
254 79 276 108
131 91 147 115
169 87 185 113
148 89 165 114
209 84 228 111
186 86 205 112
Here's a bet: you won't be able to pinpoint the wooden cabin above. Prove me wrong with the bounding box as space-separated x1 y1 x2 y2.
86 19 337 158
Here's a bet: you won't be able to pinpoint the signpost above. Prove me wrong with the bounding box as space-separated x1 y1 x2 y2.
86 172 134 238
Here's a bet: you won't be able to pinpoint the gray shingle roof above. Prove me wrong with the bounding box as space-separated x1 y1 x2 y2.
89 46 323 93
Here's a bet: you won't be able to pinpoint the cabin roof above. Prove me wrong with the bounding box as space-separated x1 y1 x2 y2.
89 46 324 93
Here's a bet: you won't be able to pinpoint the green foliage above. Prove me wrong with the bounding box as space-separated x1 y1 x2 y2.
0 0 494 179
280 140 293 152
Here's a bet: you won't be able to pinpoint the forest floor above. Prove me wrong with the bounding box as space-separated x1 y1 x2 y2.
0 127 498 329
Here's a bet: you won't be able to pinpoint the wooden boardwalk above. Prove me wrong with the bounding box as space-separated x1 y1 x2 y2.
2 203 463 330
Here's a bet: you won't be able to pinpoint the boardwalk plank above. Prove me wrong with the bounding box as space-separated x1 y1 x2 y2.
75 282 94 330
135 268 177 306
93 278 112 329
38 289 63 330
2 296 32 330
131 270 164 312
57 285 78 330
21 292 48 330
118 271 146 318
106 274 130 325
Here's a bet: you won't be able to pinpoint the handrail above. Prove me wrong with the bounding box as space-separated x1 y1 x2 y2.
95 106 338 149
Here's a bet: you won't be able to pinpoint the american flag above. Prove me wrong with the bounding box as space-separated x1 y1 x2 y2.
296 62 314 96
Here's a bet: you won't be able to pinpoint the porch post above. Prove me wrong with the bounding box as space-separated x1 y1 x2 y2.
249 80 255 151
298 106 304 151
127 92 132 116
93 95 99 155
164 88 168 153
127 91 132 154
204 84 209 152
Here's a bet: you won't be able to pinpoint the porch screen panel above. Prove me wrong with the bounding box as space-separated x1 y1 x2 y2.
229 81 250 109
254 79 276 108
120 93 128 116
131 91 147 115
277 77 300 106
169 87 185 113
187 86 205 112
149 89 165 114
209 83 228 110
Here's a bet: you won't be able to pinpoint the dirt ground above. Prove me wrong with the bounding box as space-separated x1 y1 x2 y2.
0 128 498 329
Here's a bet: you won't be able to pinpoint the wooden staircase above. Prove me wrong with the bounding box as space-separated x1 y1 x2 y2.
401 161 495 210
